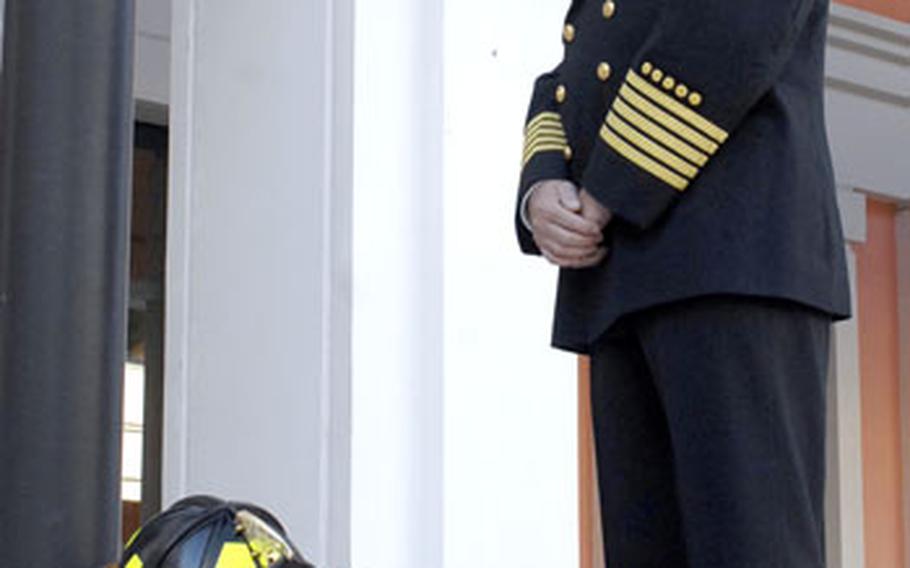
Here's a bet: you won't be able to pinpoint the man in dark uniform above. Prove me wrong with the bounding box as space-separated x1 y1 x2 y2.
513 0 852 566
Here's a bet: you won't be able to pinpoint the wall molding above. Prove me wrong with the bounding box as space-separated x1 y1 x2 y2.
830 4 910 56
825 4 910 203
827 4 910 107
134 0 171 107
827 3 910 105
829 6 910 58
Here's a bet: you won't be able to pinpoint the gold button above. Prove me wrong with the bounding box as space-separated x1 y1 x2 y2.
602 1 616 19
651 69 664 82
688 92 703 106
555 84 567 103
596 62 612 82
563 146 573 161
662 76 675 90
675 84 689 98
563 23 576 43
641 61 653 75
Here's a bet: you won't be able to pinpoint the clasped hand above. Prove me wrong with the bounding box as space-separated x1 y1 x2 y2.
528 180 613 269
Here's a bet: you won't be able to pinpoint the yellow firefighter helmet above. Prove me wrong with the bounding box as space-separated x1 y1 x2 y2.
120 496 315 568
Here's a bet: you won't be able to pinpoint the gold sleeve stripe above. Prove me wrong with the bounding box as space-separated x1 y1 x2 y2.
522 112 569 167
523 141 568 156
525 121 563 137
525 111 563 133
525 128 566 145
524 124 566 141
522 144 568 166
619 85 719 155
523 114 567 145
524 137 566 149
524 135 568 153
605 112 698 178
525 122 566 135
626 70 728 144
612 98 708 167
526 110 561 126
522 144 568 167
526 121 564 136
523 132 568 160
600 124 689 191
523 136 569 157
525 132 567 145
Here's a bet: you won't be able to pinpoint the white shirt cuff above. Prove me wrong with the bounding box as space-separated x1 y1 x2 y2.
520 182 542 233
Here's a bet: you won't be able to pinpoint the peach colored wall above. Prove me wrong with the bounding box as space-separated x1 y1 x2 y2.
579 357 596 568
836 0 910 21
854 199 906 568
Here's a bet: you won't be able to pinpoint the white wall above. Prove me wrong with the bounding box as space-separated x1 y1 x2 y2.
350 0 444 566
350 0 580 564
135 0 171 109
442 1 580 567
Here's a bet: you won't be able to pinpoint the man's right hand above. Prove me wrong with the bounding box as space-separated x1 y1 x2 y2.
528 180 608 269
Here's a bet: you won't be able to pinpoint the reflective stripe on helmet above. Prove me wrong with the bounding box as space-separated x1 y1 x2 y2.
124 527 141 550
214 542 257 568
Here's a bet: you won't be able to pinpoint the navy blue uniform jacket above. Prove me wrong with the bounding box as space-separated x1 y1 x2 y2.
514 0 852 354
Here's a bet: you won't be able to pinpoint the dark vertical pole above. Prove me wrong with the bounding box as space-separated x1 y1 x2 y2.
141 297 164 522
135 124 168 524
0 0 135 566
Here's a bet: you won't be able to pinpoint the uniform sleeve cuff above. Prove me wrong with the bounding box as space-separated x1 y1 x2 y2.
515 108 572 255
580 64 733 230
581 134 679 231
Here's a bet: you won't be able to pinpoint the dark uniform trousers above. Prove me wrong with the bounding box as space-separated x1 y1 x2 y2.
589 294 830 568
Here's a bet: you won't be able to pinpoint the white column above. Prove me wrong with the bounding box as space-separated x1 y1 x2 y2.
826 247 867 568
164 1 353 566
824 187 868 568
